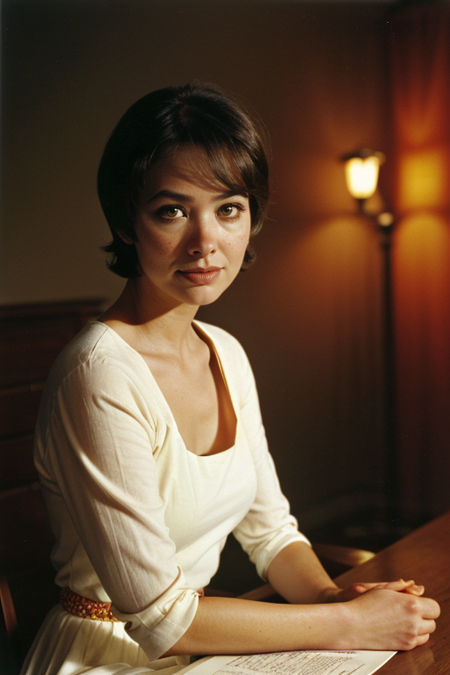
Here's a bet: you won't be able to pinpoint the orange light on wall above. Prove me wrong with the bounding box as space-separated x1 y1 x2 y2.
399 148 448 210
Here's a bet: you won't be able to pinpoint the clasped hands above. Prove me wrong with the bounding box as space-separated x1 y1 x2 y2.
320 578 440 650
323 578 424 603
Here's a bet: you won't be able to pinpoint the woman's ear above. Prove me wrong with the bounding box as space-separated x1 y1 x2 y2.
117 230 135 245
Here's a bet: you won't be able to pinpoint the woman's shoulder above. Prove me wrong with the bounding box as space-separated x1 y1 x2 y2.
53 320 122 363
47 321 145 391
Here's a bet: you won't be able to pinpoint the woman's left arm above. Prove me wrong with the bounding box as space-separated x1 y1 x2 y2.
266 541 340 604
224 335 424 606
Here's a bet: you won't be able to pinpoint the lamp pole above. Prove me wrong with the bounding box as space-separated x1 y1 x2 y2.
378 218 400 528
342 149 404 537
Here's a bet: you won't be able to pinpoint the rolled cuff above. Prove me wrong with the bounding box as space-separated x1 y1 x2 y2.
112 567 200 660
254 531 311 581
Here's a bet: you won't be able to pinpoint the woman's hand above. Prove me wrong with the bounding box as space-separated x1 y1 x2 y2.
263 543 439 652
343 587 440 651
323 578 425 603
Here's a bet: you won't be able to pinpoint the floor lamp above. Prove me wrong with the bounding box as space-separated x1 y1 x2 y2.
342 149 403 537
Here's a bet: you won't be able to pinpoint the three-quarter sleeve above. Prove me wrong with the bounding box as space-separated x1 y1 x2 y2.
35 338 199 659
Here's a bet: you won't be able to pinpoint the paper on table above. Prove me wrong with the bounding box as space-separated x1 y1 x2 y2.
179 649 396 675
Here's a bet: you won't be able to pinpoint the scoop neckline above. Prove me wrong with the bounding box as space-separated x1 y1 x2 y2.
90 320 238 459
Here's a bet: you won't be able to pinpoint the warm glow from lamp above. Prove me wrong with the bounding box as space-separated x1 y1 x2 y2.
399 148 447 210
344 154 383 200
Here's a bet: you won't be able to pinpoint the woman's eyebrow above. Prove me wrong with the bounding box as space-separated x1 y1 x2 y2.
147 188 248 204
147 189 190 204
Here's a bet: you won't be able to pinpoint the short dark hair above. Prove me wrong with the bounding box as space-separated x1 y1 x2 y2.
97 82 270 278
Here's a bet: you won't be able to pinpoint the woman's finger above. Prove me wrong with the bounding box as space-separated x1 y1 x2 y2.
353 579 415 594
332 578 427 603
403 584 424 596
415 633 431 647
419 619 437 636
422 598 441 620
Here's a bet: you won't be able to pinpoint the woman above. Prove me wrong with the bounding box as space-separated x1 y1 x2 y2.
22 83 439 675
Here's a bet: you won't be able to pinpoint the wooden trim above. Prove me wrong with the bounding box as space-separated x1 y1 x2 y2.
0 298 106 319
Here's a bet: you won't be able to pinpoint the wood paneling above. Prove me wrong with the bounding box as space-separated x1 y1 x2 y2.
0 298 105 665
0 299 105 493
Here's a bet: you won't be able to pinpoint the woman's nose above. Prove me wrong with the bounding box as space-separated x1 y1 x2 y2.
186 217 217 257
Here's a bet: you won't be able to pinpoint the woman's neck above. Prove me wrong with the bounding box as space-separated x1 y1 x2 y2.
100 279 200 357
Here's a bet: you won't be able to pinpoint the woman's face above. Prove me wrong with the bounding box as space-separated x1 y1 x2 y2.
131 146 251 309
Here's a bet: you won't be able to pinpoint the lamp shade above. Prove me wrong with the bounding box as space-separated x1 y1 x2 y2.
343 150 385 200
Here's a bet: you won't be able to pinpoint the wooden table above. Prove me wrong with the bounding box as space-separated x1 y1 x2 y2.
335 511 450 674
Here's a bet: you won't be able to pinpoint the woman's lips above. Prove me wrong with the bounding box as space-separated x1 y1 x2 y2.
178 267 222 285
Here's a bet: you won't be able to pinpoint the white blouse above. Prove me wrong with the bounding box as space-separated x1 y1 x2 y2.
31 320 309 667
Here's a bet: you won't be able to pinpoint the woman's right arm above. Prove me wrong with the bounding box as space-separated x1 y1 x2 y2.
37 351 200 660
166 573 439 655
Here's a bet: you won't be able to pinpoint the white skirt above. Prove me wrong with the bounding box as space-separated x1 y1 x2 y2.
20 605 190 675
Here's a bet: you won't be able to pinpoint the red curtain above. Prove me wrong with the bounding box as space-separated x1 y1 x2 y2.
390 3 450 521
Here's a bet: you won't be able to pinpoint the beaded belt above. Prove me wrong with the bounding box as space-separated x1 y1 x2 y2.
60 587 119 622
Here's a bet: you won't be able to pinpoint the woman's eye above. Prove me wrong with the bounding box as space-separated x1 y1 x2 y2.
157 205 184 220
218 203 243 219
